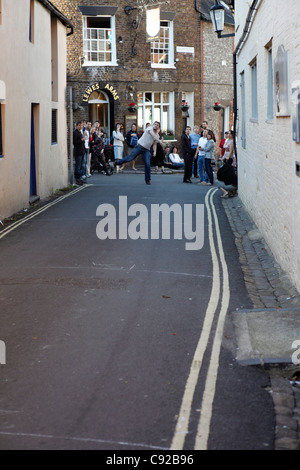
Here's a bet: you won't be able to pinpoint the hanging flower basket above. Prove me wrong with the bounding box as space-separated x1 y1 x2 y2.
128 102 137 113
213 102 222 111
181 101 189 112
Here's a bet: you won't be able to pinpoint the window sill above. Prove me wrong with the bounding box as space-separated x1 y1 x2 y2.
249 118 258 123
151 64 176 69
265 118 274 124
83 62 118 67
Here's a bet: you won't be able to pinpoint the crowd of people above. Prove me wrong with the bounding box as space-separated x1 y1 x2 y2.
73 118 237 195
181 123 237 197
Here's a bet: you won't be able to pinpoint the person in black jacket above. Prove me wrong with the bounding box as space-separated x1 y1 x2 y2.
73 121 85 185
181 126 193 183
216 157 237 197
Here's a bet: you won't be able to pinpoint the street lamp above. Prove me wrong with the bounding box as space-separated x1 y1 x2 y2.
210 1 234 38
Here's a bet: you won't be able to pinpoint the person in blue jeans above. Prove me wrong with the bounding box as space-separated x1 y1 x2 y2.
190 126 200 177
203 131 215 185
115 121 163 185
195 129 209 184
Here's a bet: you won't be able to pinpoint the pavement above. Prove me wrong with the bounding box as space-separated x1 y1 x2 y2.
223 195 300 450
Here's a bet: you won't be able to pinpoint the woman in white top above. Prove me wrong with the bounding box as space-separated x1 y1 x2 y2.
112 123 124 165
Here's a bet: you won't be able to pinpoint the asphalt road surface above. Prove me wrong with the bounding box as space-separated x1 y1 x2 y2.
0 172 274 451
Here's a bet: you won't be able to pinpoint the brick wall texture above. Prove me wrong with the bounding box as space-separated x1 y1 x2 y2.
51 0 234 151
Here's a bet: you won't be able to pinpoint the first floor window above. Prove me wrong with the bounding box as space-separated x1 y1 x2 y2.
83 16 116 65
151 21 174 67
29 0 34 43
267 47 274 120
137 91 174 133
251 60 258 120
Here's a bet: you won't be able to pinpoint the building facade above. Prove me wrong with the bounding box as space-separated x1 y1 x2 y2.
198 0 235 137
0 0 72 220
234 0 300 291
51 0 234 150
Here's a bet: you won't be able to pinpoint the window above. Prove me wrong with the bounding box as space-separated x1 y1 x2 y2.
83 16 116 65
51 109 57 144
240 72 246 148
250 60 258 120
51 17 58 102
267 47 274 120
29 0 34 43
0 103 3 157
137 92 174 133
151 21 174 67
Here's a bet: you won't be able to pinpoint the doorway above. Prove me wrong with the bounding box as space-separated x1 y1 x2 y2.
88 90 110 135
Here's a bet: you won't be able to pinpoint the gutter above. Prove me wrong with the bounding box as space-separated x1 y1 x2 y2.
234 0 261 57
37 0 74 36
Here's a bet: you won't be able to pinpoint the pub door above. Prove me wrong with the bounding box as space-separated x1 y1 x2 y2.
88 90 110 137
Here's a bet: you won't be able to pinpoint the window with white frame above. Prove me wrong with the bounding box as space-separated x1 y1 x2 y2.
137 91 174 133
83 16 116 65
240 71 246 148
151 21 174 67
250 59 258 120
267 47 274 120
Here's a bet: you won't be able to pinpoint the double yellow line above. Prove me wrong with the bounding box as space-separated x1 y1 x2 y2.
171 188 230 450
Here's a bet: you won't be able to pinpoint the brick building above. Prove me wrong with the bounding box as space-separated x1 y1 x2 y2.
51 0 234 151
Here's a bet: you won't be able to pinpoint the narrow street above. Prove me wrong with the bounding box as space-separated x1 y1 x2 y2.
0 173 274 451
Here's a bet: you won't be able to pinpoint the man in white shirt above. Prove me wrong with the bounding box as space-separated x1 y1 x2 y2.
195 129 209 183
115 121 163 185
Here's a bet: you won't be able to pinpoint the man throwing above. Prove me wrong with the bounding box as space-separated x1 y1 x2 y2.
115 121 163 185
